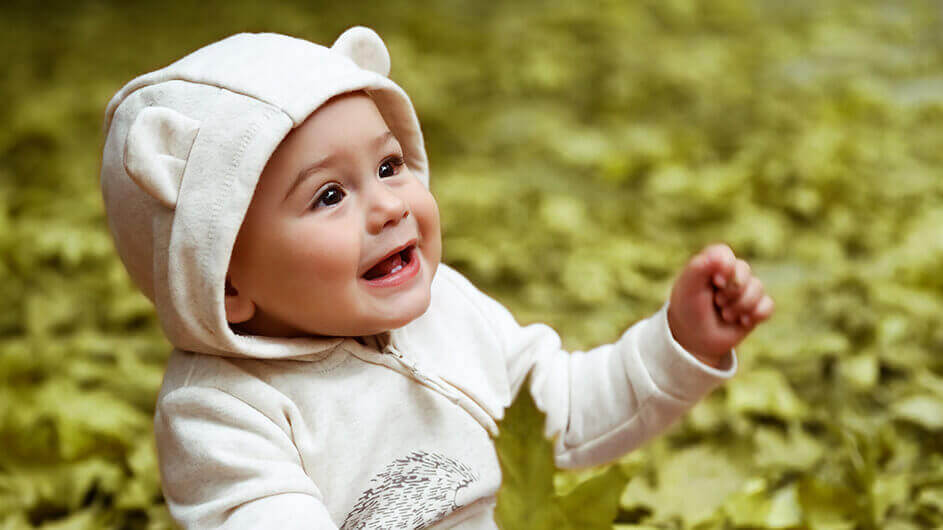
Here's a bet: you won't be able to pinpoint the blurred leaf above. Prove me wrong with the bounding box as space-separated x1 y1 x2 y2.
837 355 879 391
871 473 910 523
917 486 943 513
726 369 807 420
753 424 824 472
891 395 943 430
557 467 627 528
797 477 860 529
621 445 748 526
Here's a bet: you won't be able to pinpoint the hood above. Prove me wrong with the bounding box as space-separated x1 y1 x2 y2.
100 27 428 360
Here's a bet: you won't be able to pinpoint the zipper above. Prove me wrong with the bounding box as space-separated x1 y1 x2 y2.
384 344 461 401
382 343 499 436
384 344 422 378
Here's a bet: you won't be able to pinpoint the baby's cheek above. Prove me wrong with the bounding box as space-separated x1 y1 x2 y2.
282 224 357 288
414 192 441 244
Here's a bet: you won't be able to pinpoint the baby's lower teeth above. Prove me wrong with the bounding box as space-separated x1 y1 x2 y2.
389 264 403 275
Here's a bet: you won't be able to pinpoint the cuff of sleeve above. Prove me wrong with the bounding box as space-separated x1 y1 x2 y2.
634 302 737 402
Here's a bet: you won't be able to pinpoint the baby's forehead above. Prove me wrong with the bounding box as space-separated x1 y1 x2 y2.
279 92 400 155
256 94 402 198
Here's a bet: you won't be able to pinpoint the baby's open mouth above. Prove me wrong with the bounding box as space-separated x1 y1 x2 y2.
363 246 415 280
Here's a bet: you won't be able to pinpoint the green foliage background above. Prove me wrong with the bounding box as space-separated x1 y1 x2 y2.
2 0 942 528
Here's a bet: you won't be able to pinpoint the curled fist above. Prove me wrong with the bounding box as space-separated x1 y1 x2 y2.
667 244 774 369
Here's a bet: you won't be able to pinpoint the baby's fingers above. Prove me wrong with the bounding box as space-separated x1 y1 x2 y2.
749 295 775 326
733 277 765 312
699 244 736 288
720 259 751 299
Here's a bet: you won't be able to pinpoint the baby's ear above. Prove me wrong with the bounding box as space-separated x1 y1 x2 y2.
331 26 391 77
123 106 201 209
224 276 256 324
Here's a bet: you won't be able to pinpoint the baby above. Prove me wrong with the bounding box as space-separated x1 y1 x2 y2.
100 27 773 529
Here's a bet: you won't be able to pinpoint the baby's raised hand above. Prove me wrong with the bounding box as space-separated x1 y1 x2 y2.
666 244 774 369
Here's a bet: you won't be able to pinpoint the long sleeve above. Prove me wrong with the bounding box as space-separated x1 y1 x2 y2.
154 386 338 529
446 269 737 469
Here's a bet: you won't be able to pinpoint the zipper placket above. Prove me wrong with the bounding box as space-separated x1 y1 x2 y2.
384 343 420 377
384 344 460 401
382 343 498 436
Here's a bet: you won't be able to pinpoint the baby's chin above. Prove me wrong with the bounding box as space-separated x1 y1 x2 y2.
357 291 433 335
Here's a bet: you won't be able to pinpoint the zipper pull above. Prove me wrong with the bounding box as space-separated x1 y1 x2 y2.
386 345 466 403
385 344 421 377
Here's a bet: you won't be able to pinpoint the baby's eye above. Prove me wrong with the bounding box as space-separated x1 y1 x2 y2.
313 185 345 209
378 155 405 179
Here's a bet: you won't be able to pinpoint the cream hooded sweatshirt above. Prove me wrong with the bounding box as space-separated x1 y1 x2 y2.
100 27 737 529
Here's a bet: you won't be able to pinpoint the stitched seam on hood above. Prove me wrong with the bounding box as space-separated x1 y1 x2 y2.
193 108 278 339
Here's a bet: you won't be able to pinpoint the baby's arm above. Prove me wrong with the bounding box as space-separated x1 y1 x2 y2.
445 266 740 469
155 386 338 529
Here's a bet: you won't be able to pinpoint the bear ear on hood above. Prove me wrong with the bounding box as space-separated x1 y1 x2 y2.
122 106 201 210
331 26 391 77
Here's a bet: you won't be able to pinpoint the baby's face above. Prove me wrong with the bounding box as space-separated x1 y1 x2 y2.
226 92 441 337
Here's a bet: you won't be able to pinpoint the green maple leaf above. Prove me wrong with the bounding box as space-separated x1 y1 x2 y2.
494 375 628 530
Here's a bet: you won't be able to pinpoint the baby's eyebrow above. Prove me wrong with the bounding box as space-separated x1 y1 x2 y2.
374 130 395 148
282 131 397 203
284 154 337 203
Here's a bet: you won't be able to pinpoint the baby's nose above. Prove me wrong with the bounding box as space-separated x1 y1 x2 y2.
367 186 409 234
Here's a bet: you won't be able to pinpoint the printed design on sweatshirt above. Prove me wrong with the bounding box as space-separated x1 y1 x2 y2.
340 450 479 530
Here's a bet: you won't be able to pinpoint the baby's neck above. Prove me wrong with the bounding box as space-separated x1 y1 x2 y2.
356 333 391 351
